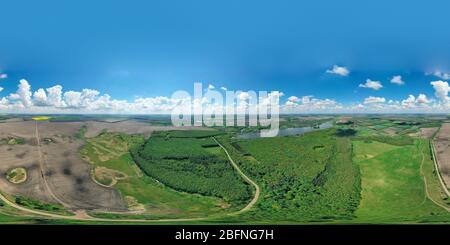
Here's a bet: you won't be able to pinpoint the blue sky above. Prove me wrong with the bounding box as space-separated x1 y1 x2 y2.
1 0 450 113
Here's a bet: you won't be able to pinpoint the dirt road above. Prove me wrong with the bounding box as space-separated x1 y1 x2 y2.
0 135 260 222
419 141 450 212
431 141 450 197
213 137 260 214
34 121 72 208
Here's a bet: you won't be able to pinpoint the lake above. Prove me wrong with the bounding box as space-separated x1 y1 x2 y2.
237 121 333 139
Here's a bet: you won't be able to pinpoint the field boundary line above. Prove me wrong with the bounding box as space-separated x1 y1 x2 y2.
419 141 450 212
430 127 450 197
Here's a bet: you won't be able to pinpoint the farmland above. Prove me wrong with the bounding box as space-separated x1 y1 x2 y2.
352 139 450 222
0 114 448 224
81 132 235 219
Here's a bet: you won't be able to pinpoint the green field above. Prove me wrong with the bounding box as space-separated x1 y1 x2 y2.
81 132 235 219
1 115 449 224
352 139 450 223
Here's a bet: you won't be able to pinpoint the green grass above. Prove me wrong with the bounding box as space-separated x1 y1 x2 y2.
13 196 69 215
81 132 235 219
75 125 87 139
0 137 26 145
352 139 450 223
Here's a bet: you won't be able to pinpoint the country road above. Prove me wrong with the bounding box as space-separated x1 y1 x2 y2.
430 141 450 197
419 141 450 212
213 137 260 214
0 133 260 223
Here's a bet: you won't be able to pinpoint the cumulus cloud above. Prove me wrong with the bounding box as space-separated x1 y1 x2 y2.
326 65 349 76
430 80 450 104
427 70 450 80
287 96 300 103
401 94 431 108
359 79 383 90
364 96 386 104
220 86 227 91
0 87 3 92
33 88 48 106
7 79 33 108
1 78 450 114
207 84 215 90
0 73 7 79
238 92 251 101
416 94 430 104
283 95 339 113
390 75 404 85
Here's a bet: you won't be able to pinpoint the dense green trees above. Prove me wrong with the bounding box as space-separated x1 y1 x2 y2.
219 129 361 221
131 131 252 204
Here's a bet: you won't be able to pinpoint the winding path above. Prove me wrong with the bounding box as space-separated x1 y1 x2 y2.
0 133 260 222
213 137 260 214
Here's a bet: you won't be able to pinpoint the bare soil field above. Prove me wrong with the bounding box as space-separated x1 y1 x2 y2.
0 120 126 212
434 123 450 189
420 127 438 139
0 119 216 214
84 120 211 138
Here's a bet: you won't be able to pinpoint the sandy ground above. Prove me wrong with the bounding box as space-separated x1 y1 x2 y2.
434 123 450 189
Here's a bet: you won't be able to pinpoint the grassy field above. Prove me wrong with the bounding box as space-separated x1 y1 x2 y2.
352 139 450 223
81 132 234 219
218 128 361 222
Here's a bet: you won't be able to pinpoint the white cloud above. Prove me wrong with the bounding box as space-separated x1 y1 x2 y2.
238 92 251 101
416 94 430 104
0 74 7 79
0 87 3 92
427 70 450 80
33 88 48 106
326 65 349 76
220 86 227 91
364 96 386 104
46 85 65 107
207 84 215 90
359 79 383 90
1 79 450 114
7 79 33 108
390 75 404 85
430 80 450 103
287 96 300 103
401 94 431 108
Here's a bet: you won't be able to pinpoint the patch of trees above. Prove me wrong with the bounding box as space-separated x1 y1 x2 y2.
335 128 357 137
218 129 361 221
130 133 252 203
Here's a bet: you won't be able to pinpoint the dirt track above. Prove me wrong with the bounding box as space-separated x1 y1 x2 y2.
0 126 260 222
214 137 260 214
433 123 450 193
